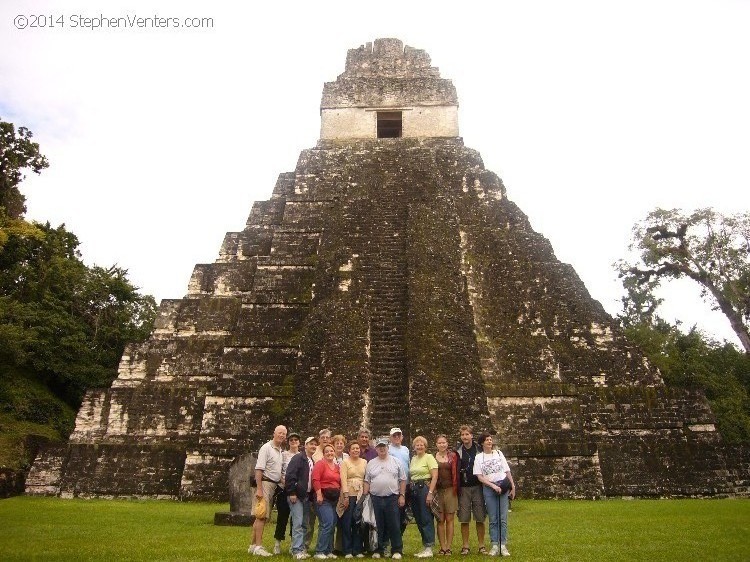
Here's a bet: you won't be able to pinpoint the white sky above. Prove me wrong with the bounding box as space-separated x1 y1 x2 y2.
2 0 749 346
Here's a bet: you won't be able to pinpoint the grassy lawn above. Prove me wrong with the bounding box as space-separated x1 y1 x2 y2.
0 497 748 561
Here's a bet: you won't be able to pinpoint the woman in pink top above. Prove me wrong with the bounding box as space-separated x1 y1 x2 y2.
312 444 341 558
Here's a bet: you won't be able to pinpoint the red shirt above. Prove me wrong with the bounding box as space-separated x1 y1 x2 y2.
312 459 341 491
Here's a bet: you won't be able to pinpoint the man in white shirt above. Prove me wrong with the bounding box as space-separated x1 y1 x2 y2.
363 437 407 559
250 425 287 557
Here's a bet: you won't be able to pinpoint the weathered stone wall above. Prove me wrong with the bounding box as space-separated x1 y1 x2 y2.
320 106 459 140
321 38 458 140
26 136 750 500
27 444 185 499
403 106 458 138
341 39 441 79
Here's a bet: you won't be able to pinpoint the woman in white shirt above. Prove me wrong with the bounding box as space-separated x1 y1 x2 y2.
472 433 515 557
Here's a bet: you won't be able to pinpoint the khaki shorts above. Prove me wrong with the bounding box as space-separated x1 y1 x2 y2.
256 480 278 520
436 487 458 516
457 485 486 523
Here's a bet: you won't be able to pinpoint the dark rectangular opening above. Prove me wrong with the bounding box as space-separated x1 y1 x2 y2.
377 111 402 138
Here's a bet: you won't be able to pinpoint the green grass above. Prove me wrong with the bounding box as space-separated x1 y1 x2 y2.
0 497 748 561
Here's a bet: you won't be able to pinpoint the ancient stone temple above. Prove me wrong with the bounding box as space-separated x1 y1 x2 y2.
27 38 749 500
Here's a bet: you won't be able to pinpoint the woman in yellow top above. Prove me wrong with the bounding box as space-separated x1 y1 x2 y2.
340 441 368 558
409 436 438 558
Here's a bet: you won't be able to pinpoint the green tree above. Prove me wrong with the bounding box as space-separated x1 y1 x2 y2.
0 118 155 407
617 208 750 354
0 119 49 219
0 221 156 405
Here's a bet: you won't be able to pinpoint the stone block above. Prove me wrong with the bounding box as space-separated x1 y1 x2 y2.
58 444 186 498
266 230 320 265
25 444 68 496
188 262 257 296
232 304 307 347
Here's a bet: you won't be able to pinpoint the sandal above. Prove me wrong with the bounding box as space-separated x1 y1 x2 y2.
477 547 487 555
438 550 447 556
444 550 452 556
459 548 470 556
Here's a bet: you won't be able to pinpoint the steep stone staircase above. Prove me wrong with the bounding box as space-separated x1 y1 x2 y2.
364 180 410 439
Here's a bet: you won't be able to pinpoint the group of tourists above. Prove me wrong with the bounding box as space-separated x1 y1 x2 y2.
248 425 515 559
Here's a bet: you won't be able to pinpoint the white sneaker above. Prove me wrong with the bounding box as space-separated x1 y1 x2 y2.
328 555 338 559
314 555 328 560
372 554 381 559
414 548 433 558
391 554 402 560
274 543 282 555
295 554 311 560
488 545 499 557
356 555 365 559
500 545 510 557
253 546 274 557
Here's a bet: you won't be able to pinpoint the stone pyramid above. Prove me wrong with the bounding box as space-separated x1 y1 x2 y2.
27 39 748 500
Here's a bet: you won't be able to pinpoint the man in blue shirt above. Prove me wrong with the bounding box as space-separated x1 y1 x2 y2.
388 428 411 535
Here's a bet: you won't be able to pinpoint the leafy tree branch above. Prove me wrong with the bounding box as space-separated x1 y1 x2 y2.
617 208 750 354
0 119 49 219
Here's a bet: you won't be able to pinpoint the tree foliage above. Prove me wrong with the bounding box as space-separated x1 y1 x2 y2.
617 208 750 354
0 120 49 219
0 220 156 405
0 118 155 408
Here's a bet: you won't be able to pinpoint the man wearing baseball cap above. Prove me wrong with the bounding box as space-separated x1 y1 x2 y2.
285 436 319 559
274 432 302 554
363 437 407 559
388 428 411 536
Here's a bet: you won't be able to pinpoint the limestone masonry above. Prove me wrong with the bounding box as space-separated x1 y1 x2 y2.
27 39 749 500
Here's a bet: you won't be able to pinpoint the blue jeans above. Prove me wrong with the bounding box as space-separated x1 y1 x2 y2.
341 496 364 555
316 499 338 555
411 482 435 547
482 484 509 546
288 495 310 555
371 494 403 555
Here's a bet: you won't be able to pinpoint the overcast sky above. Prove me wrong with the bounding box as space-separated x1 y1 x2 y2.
2 0 749 346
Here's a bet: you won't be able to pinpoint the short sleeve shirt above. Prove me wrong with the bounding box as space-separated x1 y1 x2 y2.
256 440 283 483
365 455 406 497
388 444 411 477
410 453 438 481
472 450 510 483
